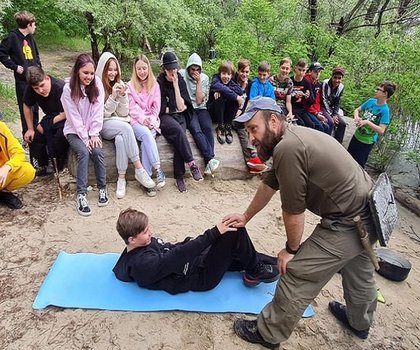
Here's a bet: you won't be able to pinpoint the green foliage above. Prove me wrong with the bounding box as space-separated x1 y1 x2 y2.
0 81 18 123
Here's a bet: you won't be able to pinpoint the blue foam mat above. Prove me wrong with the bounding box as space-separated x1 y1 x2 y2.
33 251 315 317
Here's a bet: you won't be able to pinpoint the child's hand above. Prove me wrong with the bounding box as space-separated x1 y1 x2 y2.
216 221 238 235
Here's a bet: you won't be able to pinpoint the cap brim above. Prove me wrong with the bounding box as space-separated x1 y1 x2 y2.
163 62 178 70
234 110 258 124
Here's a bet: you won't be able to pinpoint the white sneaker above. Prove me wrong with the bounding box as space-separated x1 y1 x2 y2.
135 168 156 189
116 179 126 199
204 158 220 175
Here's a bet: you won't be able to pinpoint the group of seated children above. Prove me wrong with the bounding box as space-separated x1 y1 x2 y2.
0 48 396 216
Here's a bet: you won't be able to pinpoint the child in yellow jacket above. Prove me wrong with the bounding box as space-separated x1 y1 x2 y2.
0 120 35 208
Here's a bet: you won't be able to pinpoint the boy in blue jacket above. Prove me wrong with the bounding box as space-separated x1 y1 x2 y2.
249 61 275 101
113 208 279 294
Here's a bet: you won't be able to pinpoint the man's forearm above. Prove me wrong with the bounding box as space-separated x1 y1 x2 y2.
243 183 276 222
282 210 305 250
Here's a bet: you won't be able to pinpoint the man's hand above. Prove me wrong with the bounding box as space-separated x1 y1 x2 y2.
333 115 340 125
24 129 35 143
316 113 326 123
222 213 247 228
0 164 11 188
214 92 220 100
16 65 24 74
216 221 237 235
277 248 295 275
192 71 201 83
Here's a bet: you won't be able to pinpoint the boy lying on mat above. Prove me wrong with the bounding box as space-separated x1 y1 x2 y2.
113 208 279 294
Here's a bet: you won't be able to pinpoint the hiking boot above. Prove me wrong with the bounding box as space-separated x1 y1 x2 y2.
234 319 280 349
145 186 157 197
243 263 279 287
190 164 203 182
135 168 156 189
175 178 187 193
216 124 226 144
247 156 267 171
76 193 91 216
0 191 23 209
204 158 220 176
116 178 126 199
98 188 109 207
328 301 370 339
225 124 233 144
156 168 166 189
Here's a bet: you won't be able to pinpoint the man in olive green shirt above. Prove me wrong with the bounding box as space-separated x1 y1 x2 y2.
224 97 377 349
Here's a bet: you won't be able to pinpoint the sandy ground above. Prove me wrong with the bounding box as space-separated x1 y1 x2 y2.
1 170 419 350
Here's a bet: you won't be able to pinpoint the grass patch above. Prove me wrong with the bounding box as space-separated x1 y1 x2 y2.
0 81 18 123
37 33 90 52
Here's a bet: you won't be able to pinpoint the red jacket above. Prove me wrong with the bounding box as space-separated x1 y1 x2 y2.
303 73 322 114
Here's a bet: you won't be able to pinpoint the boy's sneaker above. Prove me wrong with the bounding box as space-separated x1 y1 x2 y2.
190 164 203 182
216 124 226 144
328 301 370 339
116 179 126 199
76 193 91 216
234 319 280 349
225 124 233 144
98 188 109 207
175 178 187 193
204 158 220 176
243 263 279 287
135 168 156 189
247 157 267 171
145 186 157 197
156 168 166 189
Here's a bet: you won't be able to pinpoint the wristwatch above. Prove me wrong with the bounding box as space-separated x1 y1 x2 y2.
285 241 300 255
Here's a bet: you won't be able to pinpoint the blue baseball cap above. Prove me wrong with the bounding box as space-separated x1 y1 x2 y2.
235 97 283 124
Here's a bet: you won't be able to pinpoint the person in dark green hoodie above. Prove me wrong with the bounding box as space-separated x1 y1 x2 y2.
0 11 41 152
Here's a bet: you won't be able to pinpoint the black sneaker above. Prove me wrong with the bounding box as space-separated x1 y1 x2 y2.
328 301 370 339
234 319 280 349
35 166 48 177
98 188 109 207
243 263 279 287
175 178 187 193
76 193 91 216
225 124 233 144
0 191 23 209
216 124 226 144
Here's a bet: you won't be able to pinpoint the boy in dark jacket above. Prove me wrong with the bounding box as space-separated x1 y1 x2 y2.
208 61 244 144
113 208 279 294
0 11 41 149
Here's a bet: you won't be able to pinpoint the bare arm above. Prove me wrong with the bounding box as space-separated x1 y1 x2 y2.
23 103 35 142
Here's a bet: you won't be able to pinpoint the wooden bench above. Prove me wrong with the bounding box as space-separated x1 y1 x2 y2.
67 118 356 183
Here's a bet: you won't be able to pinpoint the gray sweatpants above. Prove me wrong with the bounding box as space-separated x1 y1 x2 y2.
257 224 377 344
131 123 161 176
100 119 140 175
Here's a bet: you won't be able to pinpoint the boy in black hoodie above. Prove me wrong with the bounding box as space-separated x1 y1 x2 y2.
113 208 279 295
0 11 41 151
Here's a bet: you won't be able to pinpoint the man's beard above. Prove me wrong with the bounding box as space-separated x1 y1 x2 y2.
255 128 281 162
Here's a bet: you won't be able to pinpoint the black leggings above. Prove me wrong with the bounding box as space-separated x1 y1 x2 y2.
193 227 274 291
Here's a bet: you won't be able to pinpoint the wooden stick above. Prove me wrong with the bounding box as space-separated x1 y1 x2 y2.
354 216 380 270
52 158 63 200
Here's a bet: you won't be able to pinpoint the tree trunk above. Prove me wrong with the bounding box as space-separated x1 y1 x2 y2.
308 0 318 23
86 12 99 64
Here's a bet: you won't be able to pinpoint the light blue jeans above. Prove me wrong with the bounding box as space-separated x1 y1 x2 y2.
131 122 161 175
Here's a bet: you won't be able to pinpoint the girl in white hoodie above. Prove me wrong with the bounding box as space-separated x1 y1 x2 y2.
96 52 156 198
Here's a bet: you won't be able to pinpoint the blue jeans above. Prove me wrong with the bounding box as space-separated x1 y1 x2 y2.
307 113 330 133
188 109 214 163
66 134 107 194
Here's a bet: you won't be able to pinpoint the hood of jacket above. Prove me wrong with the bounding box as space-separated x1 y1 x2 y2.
96 52 122 81
186 53 202 70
